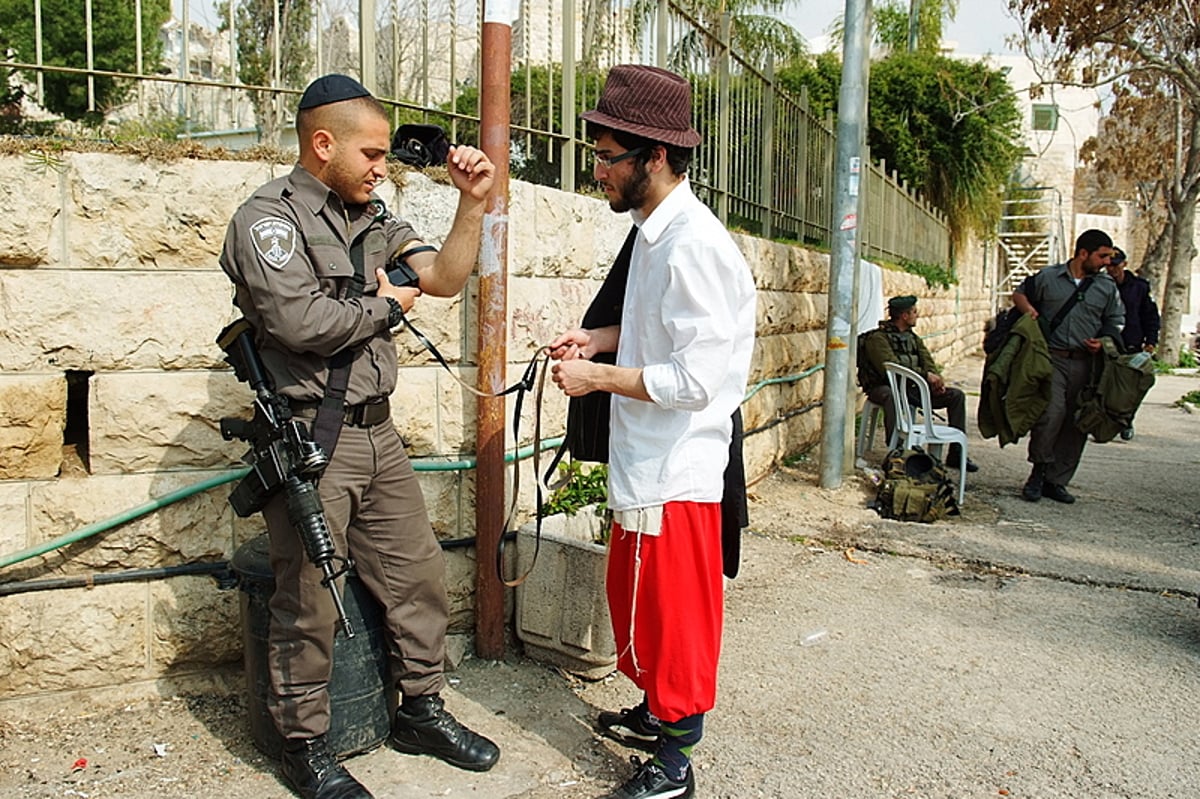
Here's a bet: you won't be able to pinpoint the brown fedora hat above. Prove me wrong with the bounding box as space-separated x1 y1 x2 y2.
581 64 702 148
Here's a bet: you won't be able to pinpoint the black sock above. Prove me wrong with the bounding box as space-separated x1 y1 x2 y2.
654 713 703 782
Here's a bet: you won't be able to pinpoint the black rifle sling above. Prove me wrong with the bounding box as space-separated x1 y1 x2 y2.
1045 275 1095 336
310 234 367 461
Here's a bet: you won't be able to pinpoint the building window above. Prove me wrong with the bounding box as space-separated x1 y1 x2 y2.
1032 104 1058 131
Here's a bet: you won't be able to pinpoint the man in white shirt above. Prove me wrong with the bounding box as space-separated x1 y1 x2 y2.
548 64 757 799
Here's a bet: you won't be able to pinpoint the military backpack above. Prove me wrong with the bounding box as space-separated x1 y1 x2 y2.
871 446 960 523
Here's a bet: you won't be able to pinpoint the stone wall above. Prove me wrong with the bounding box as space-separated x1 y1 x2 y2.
0 150 990 711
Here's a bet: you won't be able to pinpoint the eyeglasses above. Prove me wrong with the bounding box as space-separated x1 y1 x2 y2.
593 147 647 170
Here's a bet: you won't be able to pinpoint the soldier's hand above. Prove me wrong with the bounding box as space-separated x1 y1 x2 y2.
446 145 495 201
376 268 422 312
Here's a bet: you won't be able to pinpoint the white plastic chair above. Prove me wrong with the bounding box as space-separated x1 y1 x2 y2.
855 398 899 463
883 362 968 505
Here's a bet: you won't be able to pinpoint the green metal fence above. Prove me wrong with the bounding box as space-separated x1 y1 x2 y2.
0 0 949 264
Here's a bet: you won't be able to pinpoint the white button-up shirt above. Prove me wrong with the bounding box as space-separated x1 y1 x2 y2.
608 178 757 513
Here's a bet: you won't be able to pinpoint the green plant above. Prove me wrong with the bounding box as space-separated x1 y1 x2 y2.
1179 348 1198 369
1174 389 1200 408
540 461 608 518
898 257 957 290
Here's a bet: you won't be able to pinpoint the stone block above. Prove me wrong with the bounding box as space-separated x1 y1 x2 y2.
0 271 239 372
416 468 466 538
0 375 65 480
387 171 458 244
0 582 147 694
61 153 272 270
397 293 464 366
514 509 615 679
90 370 248 475
0 482 30 558
388 367 441 455
0 157 59 266
27 471 237 574
150 575 241 671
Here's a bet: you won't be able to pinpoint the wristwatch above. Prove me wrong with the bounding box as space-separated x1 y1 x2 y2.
385 297 405 329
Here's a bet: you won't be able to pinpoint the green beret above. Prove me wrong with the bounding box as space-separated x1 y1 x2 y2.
888 295 918 312
298 74 371 110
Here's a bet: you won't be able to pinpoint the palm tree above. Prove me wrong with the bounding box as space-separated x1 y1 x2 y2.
626 0 807 73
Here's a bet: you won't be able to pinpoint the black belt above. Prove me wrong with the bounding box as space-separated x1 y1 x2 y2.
291 398 392 427
1049 348 1090 360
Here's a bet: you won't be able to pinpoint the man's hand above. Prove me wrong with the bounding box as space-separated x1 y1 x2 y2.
1144 343 1157 353
375 268 422 312
1084 337 1102 354
548 329 593 361
552 359 600 397
446 145 495 202
927 372 947 395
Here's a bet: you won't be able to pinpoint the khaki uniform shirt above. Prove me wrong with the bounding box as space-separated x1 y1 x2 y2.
220 165 419 405
1016 263 1124 350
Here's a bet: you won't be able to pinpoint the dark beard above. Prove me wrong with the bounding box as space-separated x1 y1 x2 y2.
608 162 652 213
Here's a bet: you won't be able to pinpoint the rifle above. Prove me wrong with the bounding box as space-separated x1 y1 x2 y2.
216 319 355 638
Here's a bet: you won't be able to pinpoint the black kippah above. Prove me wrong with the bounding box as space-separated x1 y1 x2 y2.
298 74 371 110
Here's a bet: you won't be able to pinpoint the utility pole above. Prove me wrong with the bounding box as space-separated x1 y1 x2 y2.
819 0 872 489
475 0 512 659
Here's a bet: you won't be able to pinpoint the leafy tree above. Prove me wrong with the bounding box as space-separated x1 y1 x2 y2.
779 49 1023 247
0 0 171 121
867 52 1022 245
216 0 314 146
776 50 842 118
1012 0 1200 365
626 0 806 73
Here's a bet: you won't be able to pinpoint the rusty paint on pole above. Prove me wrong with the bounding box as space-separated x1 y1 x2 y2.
474 1 512 660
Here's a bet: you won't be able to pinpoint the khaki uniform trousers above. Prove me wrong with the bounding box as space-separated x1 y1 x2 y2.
1027 353 1091 487
262 418 448 741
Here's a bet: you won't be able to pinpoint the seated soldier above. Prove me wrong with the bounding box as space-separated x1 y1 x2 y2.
860 295 978 472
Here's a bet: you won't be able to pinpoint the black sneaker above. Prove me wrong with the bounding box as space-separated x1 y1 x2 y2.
389 694 499 772
601 756 694 799
1041 482 1076 504
596 706 662 753
280 736 374 799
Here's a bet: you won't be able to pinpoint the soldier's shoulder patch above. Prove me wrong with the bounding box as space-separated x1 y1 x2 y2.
249 216 298 270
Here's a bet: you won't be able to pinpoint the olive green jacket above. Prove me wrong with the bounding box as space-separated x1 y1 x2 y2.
860 321 938 391
978 313 1053 446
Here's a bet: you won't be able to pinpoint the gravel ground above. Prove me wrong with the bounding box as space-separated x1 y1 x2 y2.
3 357 1199 799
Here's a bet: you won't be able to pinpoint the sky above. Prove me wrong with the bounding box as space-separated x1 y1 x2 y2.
780 0 1023 57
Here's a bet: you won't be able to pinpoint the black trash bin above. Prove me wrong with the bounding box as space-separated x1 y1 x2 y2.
231 533 393 759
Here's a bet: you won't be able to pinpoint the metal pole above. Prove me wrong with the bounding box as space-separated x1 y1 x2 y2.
820 0 871 488
656 0 668 67
760 55 775 240
560 0 576 192
360 0 377 92
85 0 94 112
474 0 512 661
716 12 731 224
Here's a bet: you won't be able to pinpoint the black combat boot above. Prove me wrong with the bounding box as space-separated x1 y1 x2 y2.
1022 464 1045 502
389 693 500 771
280 735 373 799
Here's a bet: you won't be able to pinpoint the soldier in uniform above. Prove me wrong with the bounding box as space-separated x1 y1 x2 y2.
219 74 499 799
860 295 977 472
1013 228 1124 503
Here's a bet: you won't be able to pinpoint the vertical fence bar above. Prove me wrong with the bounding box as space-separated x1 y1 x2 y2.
135 0 143 116
85 0 94 111
560 0 576 192
657 0 668 67
760 56 774 240
360 0 376 91
33 0 43 103
182 0 191 135
715 12 730 224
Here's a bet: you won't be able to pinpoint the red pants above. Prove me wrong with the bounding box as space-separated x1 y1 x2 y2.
606 501 724 723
